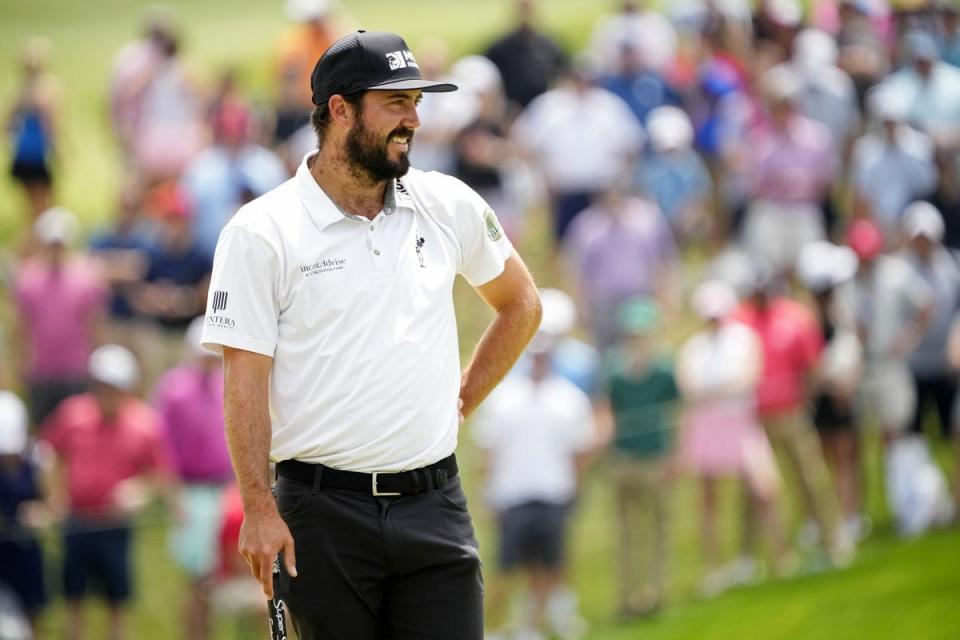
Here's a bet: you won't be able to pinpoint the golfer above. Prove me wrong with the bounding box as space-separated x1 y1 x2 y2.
201 30 541 639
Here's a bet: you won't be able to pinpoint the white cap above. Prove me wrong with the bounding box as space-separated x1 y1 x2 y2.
794 28 838 71
286 0 331 21
866 84 908 122
0 391 29 455
765 0 803 27
538 288 577 336
450 55 502 96
796 241 859 292
691 279 739 320
185 316 215 359
88 344 140 391
762 65 802 103
647 106 694 152
34 207 79 246
903 201 945 241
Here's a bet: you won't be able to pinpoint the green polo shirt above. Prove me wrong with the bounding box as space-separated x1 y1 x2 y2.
605 352 679 459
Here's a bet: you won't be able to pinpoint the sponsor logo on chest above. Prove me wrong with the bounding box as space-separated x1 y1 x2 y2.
298 258 347 277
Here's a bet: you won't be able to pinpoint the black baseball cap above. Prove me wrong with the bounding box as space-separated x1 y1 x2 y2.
310 30 458 106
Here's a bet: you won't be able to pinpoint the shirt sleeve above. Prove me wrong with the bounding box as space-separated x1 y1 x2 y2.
201 225 281 357
454 185 515 286
567 389 596 453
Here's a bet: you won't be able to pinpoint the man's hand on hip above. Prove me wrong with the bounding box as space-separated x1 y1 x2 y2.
239 499 298 599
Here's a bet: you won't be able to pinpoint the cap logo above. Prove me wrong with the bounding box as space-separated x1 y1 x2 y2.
386 50 419 71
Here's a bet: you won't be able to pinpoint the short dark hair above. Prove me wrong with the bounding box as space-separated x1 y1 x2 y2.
311 91 365 148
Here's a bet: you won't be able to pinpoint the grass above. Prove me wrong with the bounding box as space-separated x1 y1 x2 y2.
4 0 960 638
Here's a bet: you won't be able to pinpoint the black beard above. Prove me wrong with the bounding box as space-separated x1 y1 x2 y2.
345 118 414 182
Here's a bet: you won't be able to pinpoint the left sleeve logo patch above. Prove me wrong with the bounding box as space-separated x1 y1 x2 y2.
484 208 503 242
212 290 228 313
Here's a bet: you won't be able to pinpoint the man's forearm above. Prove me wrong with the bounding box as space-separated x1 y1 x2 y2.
223 353 275 511
460 296 541 418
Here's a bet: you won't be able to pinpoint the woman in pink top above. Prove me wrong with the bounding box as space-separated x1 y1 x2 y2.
13 208 107 423
677 280 788 596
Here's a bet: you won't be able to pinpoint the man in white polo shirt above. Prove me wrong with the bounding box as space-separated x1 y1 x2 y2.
201 30 542 639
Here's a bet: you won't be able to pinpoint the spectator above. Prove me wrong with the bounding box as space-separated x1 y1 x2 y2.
474 331 595 640
589 0 678 76
5 37 59 221
926 149 960 251
599 43 682 125
833 0 891 108
40 345 171 640
677 281 788 596
635 106 713 242
13 208 107 423
484 0 567 111
154 318 232 640
940 4 960 68
882 30 960 151
109 6 178 160
404 39 469 175
181 101 288 260
0 391 55 634
899 203 960 443
451 56 522 240
740 67 837 274
123 19 206 185
780 28 861 155
209 485 265 638
513 55 645 243
847 217 930 437
594 298 678 619
732 267 852 566
88 182 155 349
796 241 868 541
850 85 937 237
274 0 348 143
130 184 211 388
533 288 602 398
562 182 678 349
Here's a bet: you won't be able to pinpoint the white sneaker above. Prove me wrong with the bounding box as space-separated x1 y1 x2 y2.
726 556 763 586
546 587 588 640
700 568 730 598
796 520 821 550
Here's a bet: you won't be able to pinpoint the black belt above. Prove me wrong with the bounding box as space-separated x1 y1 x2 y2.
275 454 458 496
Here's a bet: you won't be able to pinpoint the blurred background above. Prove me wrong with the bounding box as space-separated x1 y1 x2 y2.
0 0 959 638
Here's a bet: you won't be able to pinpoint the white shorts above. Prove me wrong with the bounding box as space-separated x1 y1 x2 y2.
858 361 916 433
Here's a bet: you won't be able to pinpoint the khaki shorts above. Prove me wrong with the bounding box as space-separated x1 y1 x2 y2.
743 199 825 273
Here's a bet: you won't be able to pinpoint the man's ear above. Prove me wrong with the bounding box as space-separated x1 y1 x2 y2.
328 94 357 129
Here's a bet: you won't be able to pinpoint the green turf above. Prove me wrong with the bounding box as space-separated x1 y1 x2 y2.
4 1 960 638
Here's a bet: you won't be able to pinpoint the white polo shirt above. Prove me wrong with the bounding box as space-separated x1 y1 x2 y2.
201 152 514 472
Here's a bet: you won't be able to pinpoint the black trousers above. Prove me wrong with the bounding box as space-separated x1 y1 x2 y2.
910 373 957 438
275 473 483 639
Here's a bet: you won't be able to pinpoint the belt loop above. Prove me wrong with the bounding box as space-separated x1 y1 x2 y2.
311 465 325 494
422 468 434 492
411 471 421 494
437 468 448 488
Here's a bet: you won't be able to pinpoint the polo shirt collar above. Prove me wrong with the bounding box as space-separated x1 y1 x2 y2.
295 152 416 230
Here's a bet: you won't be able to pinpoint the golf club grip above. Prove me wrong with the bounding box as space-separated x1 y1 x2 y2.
268 595 287 640
269 558 288 639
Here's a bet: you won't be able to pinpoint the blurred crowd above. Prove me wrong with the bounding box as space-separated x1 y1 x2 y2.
3 0 960 639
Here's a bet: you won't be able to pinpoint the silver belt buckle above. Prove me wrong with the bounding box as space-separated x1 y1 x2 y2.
372 472 401 496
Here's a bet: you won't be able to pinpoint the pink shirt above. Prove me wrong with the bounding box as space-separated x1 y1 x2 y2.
747 116 837 205
154 364 233 483
41 394 169 516
732 299 823 417
14 257 107 380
